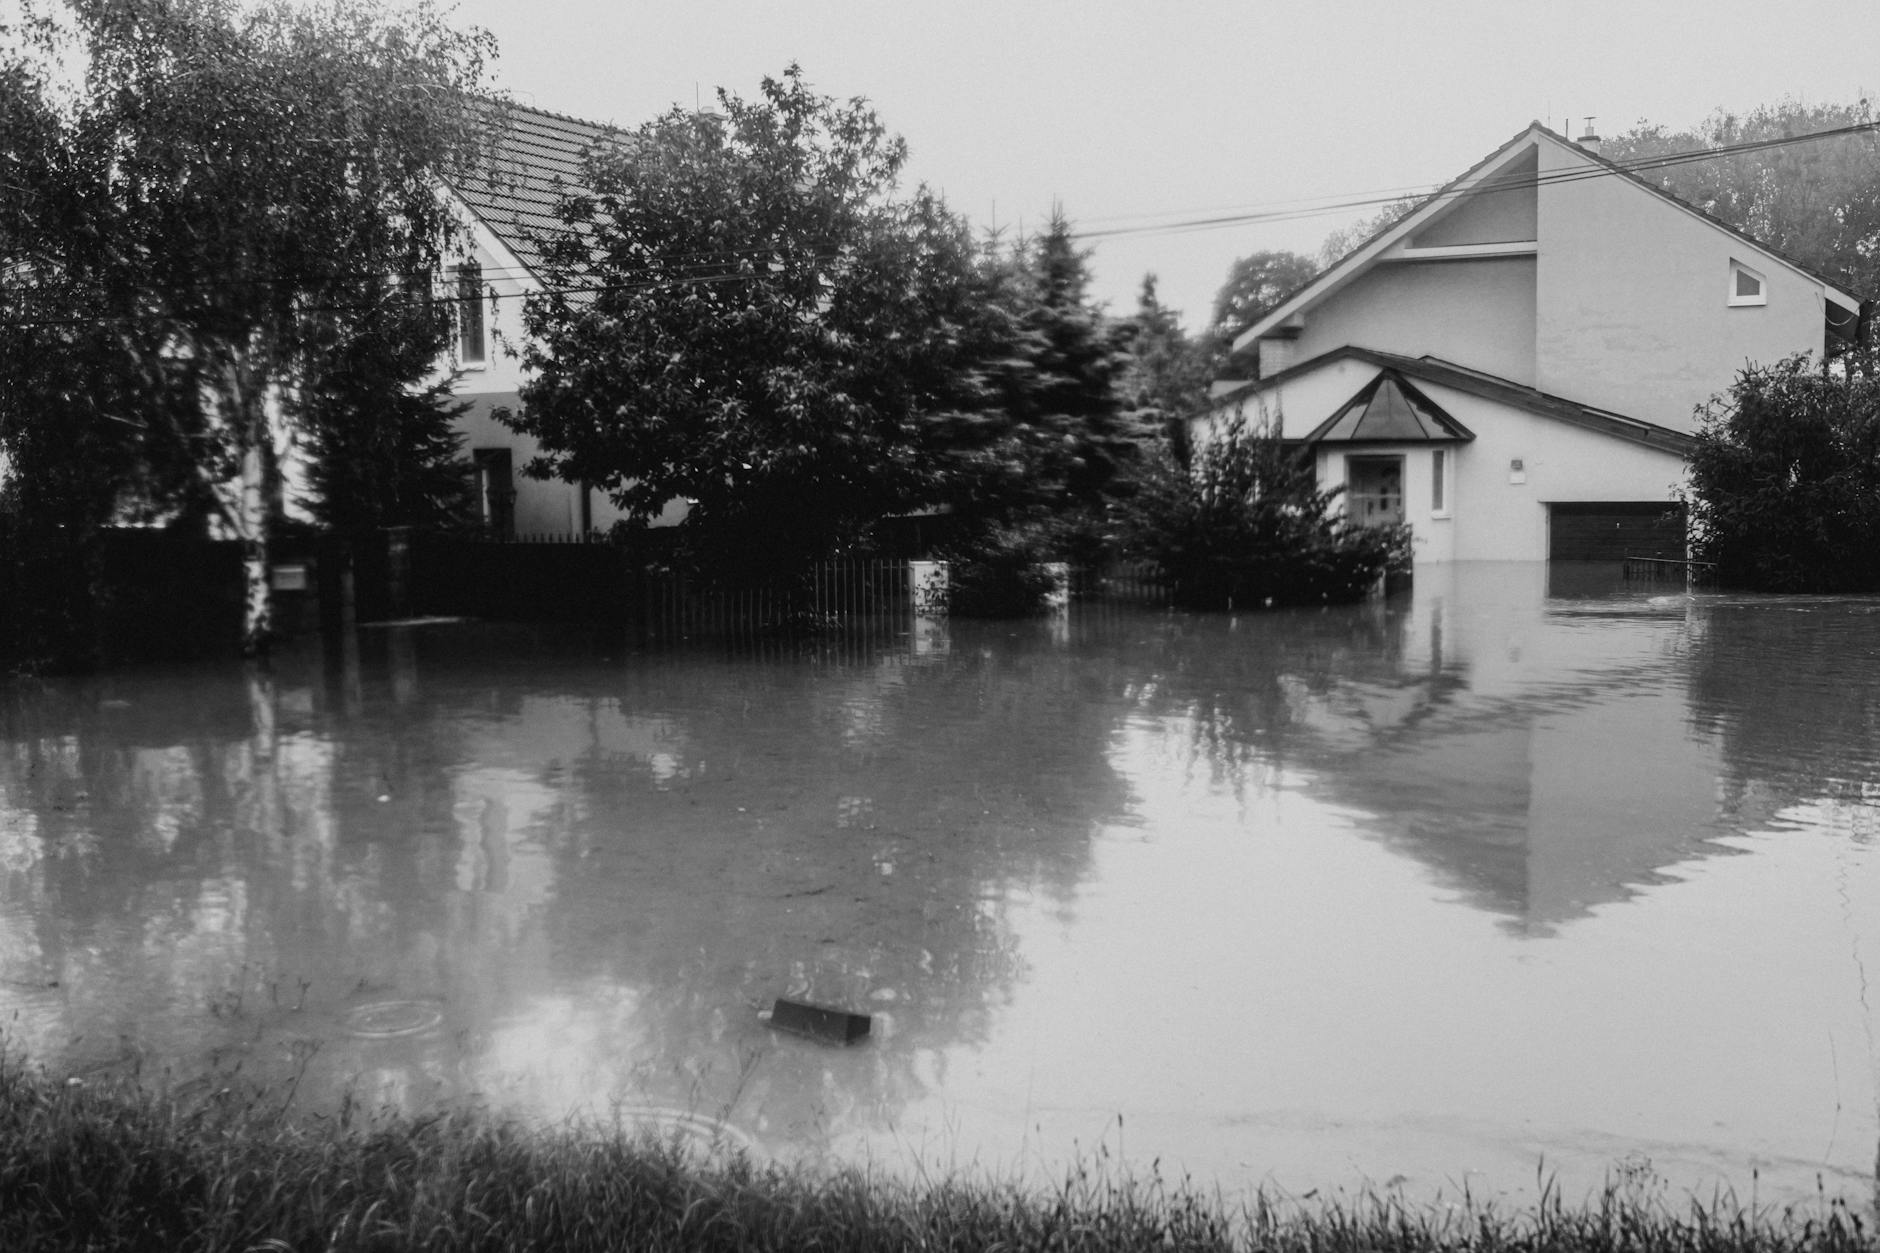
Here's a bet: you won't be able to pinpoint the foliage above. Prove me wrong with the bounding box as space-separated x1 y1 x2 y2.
1317 195 1422 268
1125 408 1409 609
1685 354 1880 592
1605 98 1880 317
1 1056 1872 1253
975 209 1139 515
0 0 495 653
516 66 1001 575
1209 249 1318 343
302 337 477 535
1114 274 1216 462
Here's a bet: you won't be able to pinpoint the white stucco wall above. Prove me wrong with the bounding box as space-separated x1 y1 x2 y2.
1410 148 1538 248
1392 380 1686 562
1534 139 1831 434
1201 360 1689 566
445 214 687 537
1291 256 1537 386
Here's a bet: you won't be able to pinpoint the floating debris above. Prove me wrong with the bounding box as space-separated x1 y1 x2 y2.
764 997 870 1045
343 1000 444 1039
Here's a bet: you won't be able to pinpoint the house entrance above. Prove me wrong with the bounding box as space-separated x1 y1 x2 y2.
1346 456 1405 527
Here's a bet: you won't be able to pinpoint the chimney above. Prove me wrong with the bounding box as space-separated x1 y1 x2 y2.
1576 116 1602 156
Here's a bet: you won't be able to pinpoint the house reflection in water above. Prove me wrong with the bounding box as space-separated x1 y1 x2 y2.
1143 563 1738 935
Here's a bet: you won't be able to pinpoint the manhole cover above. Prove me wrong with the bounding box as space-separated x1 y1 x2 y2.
616 1105 756 1157
343 1000 444 1039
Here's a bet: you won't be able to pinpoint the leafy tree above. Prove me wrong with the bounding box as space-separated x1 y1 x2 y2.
0 0 495 655
1686 353 1880 592
1317 196 1422 268
1209 249 1318 342
1125 407 1409 609
1605 99 1880 312
514 66 999 573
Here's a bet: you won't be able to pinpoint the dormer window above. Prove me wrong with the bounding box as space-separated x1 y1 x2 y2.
456 261 487 364
1728 259 1767 307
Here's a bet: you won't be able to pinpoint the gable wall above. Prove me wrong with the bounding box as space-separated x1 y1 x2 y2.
1291 256 1537 386
1534 140 1826 433
1411 149 1538 247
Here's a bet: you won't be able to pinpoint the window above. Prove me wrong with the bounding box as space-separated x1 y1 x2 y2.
456 261 486 364
1430 448 1449 516
472 447 514 537
1728 259 1766 307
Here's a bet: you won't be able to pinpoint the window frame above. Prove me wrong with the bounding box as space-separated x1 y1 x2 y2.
1429 447 1451 518
1727 259 1767 308
456 260 487 366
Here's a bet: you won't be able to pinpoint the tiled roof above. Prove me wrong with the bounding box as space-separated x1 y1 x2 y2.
449 99 631 281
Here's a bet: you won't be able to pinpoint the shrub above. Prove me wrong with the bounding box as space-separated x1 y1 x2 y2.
1687 354 1880 592
1125 411 1409 609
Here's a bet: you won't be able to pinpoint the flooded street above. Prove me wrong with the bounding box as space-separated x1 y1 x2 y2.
4 562 1880 1208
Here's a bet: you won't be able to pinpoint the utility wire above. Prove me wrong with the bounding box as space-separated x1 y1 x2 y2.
4 120 1876 329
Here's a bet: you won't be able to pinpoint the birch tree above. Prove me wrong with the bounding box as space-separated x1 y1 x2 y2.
0 0 494 653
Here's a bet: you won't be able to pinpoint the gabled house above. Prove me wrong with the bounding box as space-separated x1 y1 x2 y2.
1204 123 1867 564
440 100 687 538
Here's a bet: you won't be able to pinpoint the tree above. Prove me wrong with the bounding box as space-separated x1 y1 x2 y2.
0 0 495 655
514 66 1000 573
301 306 477 536
1115 274 1214 463
1686 353 1880 592
1317 196 1421 268
1125 407 1410 609
1208 249 1318 342
1605 99 1880 312
978 208 1137 516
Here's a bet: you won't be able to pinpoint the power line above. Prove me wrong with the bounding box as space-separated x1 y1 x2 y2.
3 119 1875 329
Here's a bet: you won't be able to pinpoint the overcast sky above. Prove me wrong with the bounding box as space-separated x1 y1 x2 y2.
447 0 1880 331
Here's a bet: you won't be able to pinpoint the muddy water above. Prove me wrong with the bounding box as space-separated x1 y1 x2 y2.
4 562 1880 1207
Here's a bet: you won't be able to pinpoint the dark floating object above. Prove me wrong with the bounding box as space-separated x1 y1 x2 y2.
766 997 871 1045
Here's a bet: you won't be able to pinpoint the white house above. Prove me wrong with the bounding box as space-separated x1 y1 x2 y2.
439 100 687 539
1203 123 1867 564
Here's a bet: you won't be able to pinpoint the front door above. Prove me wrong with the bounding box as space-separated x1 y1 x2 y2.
1346 455 1405 527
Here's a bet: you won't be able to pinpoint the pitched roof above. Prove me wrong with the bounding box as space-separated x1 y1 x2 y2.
1233 122 1865 354
1300 370 1474 444
450 99 631 280
1212 346 1696 456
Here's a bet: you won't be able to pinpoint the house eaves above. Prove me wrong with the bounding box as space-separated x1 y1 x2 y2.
1210 346 1697 457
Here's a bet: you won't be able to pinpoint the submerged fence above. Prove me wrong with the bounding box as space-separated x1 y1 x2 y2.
1622 553 1718 589
403 534 1164 640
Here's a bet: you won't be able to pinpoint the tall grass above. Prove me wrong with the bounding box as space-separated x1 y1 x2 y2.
0 1051 1871 1252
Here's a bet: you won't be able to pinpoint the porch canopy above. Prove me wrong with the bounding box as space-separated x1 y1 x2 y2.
1299 369 1475 445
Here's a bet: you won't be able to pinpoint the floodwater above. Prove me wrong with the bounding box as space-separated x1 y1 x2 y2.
4 562 1880 1208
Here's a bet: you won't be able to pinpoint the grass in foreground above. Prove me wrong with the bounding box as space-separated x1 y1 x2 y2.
1 1054 1872 1253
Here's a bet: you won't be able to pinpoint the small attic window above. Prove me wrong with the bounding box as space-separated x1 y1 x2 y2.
1728 259 1767 307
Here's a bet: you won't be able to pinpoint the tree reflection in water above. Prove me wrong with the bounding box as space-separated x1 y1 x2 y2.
3 578 1880 1195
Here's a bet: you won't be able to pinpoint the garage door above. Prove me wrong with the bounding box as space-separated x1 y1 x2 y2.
1547 502 1687 562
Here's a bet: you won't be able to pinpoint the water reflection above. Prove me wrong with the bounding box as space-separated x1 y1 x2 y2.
2 569 1879 1206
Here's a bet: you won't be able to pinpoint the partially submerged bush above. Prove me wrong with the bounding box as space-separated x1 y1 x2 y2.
1126 411 1409 609
1688 354 1880 591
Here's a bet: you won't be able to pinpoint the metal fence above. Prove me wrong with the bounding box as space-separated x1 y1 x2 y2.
1622 553 1718 589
